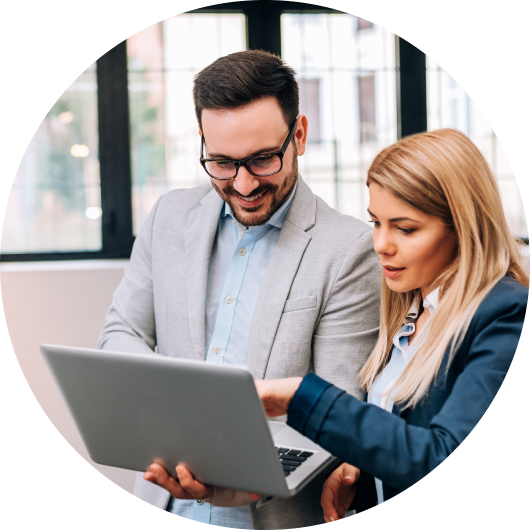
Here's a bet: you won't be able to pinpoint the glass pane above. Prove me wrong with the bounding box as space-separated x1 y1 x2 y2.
281 13 397 221
2 64 101 253
128 14 247 234
426 54 530 238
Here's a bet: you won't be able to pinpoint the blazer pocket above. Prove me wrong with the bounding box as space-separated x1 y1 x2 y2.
283 295 318 313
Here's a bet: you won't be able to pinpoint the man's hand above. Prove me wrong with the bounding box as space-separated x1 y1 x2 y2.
144 463 262 505
254 377 303 417
321 463 360 523
144 463 214 500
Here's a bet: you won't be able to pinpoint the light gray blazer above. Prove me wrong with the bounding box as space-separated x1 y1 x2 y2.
98 176 381 529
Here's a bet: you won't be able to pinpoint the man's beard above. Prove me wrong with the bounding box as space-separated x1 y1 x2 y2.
211 152 298 227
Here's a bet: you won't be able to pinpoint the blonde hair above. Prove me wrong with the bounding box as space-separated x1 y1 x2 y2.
358 128 528 408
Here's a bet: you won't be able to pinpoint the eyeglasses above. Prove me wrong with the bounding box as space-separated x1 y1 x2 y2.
200 118 298 180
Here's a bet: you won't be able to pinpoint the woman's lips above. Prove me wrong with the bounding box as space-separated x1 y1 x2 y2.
383 266 406 278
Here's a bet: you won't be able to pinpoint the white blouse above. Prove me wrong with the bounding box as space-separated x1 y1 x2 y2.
367 287 440 503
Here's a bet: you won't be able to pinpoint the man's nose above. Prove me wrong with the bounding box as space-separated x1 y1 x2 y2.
232 166 261 197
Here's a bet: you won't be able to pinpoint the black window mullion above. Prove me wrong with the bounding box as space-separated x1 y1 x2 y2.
246 0 282 55
96 41 134 258
396 36 427 139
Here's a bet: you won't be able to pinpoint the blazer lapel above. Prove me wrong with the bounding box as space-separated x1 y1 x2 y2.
392 402 408 418
185 189 223 360
244 177 316 380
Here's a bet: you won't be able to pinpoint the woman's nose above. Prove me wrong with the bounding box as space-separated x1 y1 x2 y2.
373 227 395 257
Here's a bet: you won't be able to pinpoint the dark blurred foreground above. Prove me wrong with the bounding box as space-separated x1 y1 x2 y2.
0 373 96 528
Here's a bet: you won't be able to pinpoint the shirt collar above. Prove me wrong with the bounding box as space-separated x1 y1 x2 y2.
222 182 297 229
404 287 440 324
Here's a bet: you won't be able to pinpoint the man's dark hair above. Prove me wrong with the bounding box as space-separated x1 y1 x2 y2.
193 50 299 131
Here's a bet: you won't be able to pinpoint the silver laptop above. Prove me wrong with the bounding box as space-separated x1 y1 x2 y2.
40 344 338 498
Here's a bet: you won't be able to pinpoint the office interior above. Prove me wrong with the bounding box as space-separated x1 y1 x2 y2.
1 2 528 494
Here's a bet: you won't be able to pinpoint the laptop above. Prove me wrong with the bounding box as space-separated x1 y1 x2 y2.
40 344 339 498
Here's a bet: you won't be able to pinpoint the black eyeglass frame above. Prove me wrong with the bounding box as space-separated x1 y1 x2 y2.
200 117 299 180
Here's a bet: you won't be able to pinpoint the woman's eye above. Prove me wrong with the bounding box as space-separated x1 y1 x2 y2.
398 227 415 235
368 219 380 227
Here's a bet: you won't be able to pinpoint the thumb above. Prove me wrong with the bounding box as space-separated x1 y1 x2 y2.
341 464 360 485
342 474 355 485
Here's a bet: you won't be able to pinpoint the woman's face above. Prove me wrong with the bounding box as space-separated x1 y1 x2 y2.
368 183 457 298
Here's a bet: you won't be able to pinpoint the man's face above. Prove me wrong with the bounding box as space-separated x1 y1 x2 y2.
200 97 307 227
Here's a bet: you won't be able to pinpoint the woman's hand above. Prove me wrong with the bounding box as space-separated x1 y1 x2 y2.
144 463 262 506
321 463 360 522
254 377 303 417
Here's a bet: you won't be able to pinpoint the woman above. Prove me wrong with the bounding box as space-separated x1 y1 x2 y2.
256 128 528 519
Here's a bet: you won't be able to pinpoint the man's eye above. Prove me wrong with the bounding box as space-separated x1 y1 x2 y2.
251 156 275 167
212 161 236 170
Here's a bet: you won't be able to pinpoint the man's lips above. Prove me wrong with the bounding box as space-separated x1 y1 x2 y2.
382 265 406 278
235 190 268 207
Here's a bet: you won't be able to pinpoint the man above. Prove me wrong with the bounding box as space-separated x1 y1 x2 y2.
98 50 380 529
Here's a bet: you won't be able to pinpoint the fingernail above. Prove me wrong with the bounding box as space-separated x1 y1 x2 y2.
176 467 183 477
345 476 352 480
150 467 158 477
329 517 334 522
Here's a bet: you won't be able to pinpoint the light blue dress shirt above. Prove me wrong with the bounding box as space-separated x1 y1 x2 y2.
167 185 297 528
367 288 440 504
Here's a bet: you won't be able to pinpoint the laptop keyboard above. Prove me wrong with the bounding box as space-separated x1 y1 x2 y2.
275 446 314 476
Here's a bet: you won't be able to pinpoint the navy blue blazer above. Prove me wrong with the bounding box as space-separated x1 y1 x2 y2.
287 276 528 512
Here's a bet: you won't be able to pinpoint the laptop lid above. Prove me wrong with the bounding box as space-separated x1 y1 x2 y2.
41 344 305 497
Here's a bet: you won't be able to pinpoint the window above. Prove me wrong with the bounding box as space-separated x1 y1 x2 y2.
358 74 376 143
299 79 322 143
399 36 530 242
5 4 475 261
357 17 374 31
128 14 246 233
281 13 397 217
3 64 101 253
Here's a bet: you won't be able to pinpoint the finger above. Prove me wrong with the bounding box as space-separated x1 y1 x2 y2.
335 483 358 519
143 471 157 484
341 463 361 484
176 465 214 500
147 464 195 500
321 476 340 523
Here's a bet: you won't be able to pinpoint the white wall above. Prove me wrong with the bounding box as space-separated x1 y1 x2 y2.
0 261 136 493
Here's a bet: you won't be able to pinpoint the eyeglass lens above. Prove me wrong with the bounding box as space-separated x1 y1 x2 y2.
205 154 282 179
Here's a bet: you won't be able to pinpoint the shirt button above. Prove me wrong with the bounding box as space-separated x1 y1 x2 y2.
196 499 203 504
213 346 221 354
239 248 246 256
225 296 233 304
231 219 237 225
